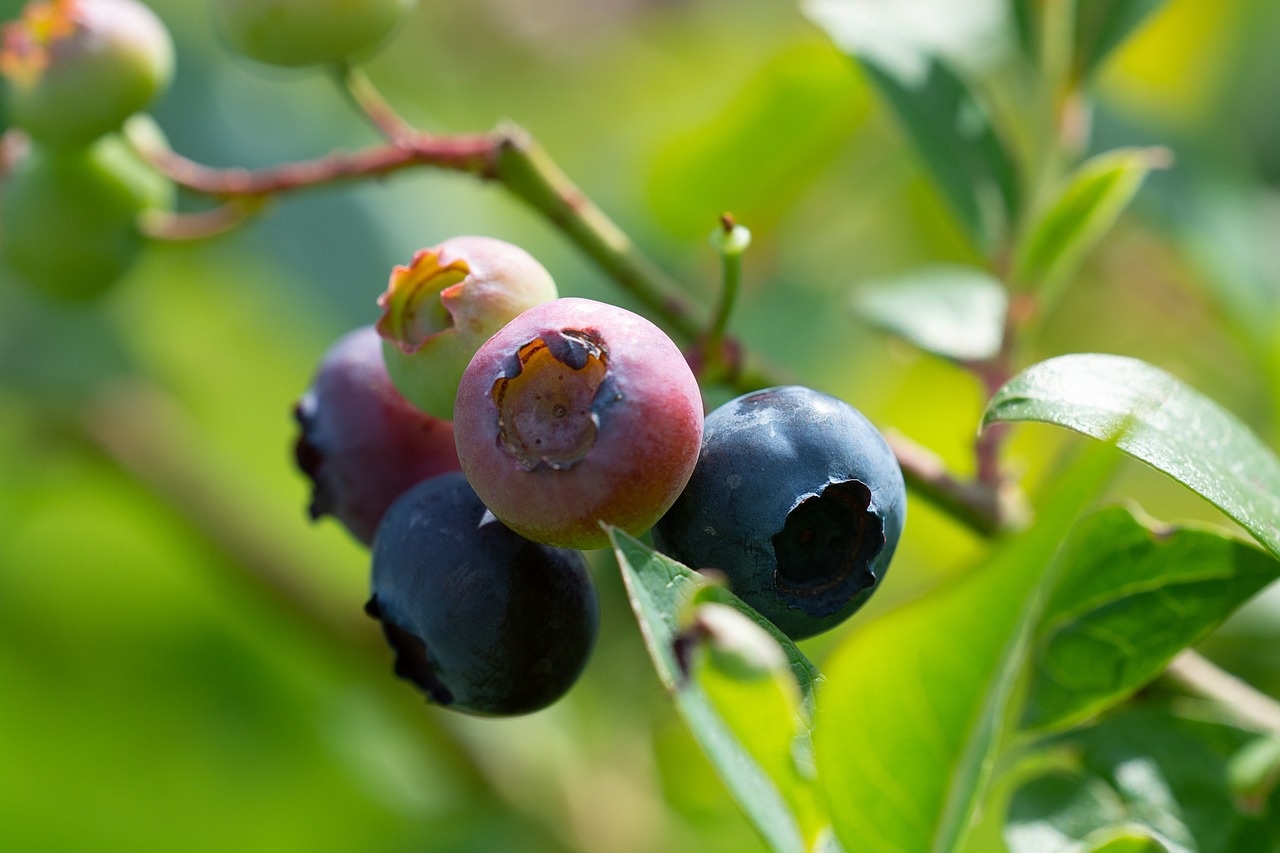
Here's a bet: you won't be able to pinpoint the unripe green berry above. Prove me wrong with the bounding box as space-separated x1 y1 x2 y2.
211 0 415 68
1 0 173 147
1 134 171 300
377 236 559 420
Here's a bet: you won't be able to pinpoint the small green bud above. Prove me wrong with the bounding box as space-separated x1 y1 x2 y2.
682 601 789 683
1 133 172 300
211 0 416 68
1227 734 1280 815
1 0 173 147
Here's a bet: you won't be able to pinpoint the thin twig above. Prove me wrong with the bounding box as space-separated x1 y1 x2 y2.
1167 650 1280 737
128 118 1015 534
332 63 417 144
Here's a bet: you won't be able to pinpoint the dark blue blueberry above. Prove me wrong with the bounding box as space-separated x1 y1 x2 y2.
653 386 906 640
367 472 599 716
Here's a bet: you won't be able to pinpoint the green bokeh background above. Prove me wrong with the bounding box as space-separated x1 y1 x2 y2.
2 0 1280 850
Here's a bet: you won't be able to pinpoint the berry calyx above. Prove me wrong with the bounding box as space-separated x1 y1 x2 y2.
377 236 559 420
453 297 704 550
653 386 906 639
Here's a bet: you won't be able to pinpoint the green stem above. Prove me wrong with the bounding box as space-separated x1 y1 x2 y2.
129 119 1011 535
706 215 748 349
331 62 417 144
490 126 702 343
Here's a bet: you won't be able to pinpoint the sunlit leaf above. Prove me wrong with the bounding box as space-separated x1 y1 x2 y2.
609 528 830 853
852 264 1007 362
1014 148 1163 292
649 42 868 238
814 444 1115 853
1023 505 1280 733
1007 710 1280 853
804 0 1019 253
983 354 1280 560
1004 772 1181 853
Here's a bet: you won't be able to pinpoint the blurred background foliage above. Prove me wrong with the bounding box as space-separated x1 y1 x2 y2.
2 0 1280 850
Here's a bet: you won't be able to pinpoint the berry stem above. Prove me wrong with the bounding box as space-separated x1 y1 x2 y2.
331 62 417 144
698 213 750 382
126 121 1013 535
490 126 702 343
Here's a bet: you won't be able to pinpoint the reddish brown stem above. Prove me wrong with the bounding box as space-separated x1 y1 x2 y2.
135 130 498 198
129 121 1017 536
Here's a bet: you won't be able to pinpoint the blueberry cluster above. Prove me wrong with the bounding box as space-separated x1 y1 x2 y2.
294 236 905 716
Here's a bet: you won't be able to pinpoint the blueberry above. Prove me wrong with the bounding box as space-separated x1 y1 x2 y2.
453 297 704 550
366 473 599 716
653 386 905 640
293 326 461 546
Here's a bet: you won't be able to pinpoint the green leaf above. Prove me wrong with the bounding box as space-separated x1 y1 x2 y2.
1014 148 1163 293
1073 0 1170 81
649 42 869 238
1008 709 1279 853
1004 772 1182 853
983 353 1280 560
852 264 1008 362
814 443 1116 853
1023 505 1280 732
609 528 830 853
804 0 1019 254
1009 0 1169 81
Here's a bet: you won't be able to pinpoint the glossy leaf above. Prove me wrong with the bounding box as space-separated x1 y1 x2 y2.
609 528 829 853
804 0 1018 253
852 264 1007 362
983 354 1280 560
1014 148 1162 292
1024 505 1280 732
814 444 1115 853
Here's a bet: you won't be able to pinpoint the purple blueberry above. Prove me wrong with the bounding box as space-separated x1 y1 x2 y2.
293 325 461 545
366 472 599 716
653 386 906 640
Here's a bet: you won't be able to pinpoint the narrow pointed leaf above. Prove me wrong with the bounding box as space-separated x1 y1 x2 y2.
983 353 1280 560
804 0 1019 253
1073 0 1170 80
609 529 829 853
1014 148 1162 292
1023 505 1280 733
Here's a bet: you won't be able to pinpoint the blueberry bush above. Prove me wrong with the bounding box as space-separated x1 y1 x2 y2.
4 0 1280 851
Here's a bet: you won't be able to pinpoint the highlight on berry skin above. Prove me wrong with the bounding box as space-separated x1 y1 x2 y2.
453 297 704 551
652 385 906 640
376 235 559 420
